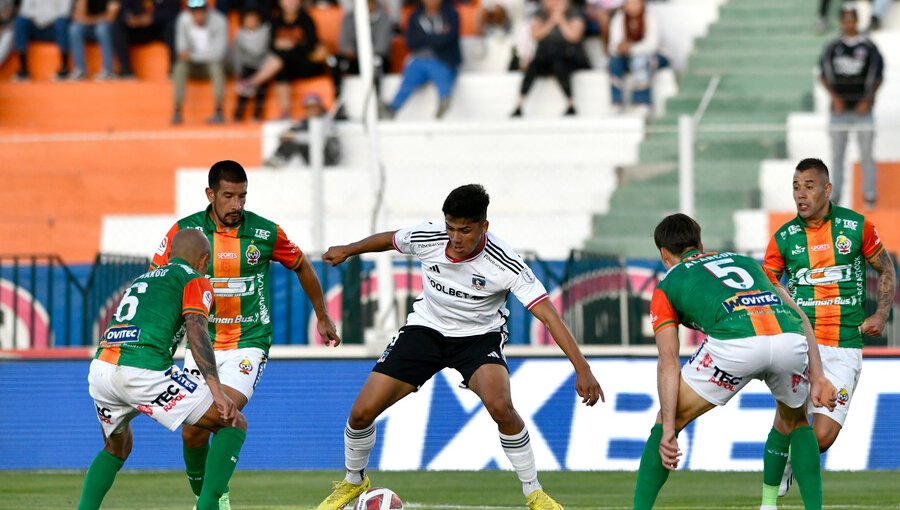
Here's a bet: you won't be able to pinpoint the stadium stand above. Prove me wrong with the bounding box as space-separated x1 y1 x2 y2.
733 6 900 256
587 0 848 258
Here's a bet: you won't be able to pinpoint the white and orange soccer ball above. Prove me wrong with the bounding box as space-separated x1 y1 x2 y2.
354 487 404 510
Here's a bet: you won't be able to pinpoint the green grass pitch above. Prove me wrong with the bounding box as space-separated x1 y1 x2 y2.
2 470 899 509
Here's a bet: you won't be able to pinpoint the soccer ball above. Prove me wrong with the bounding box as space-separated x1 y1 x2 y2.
354 487 404 510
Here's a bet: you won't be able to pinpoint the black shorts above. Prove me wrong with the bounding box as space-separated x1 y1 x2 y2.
372 325 509 389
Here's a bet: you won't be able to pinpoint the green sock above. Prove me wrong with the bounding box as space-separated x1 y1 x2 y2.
790 426 823 510
633 424 671 510
77 450 125 510
197 427 246 510
184 443 209 497
762 427 791 506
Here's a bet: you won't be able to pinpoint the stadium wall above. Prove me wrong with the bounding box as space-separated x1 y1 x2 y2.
2 357 898 471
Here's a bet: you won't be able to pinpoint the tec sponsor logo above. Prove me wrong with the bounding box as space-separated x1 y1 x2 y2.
150 384 186 412
254 228 271 240
837 218 859 231
708 366 742 392
721 291 782 314
101 325 141 346
788 225 803 236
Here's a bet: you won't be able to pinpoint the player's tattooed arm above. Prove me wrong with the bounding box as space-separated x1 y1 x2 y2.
862 250 896 337
185 313 221 386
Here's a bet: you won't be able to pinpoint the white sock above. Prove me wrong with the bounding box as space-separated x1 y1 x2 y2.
500 426 542 497
344 422 375 484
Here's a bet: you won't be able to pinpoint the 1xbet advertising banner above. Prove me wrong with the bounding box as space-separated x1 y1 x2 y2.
1 358 898 470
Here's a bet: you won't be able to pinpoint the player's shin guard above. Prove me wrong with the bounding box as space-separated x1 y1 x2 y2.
184 443 210 497
789 426 822 510
633 424 670 510
77 450 124 510
762 427 791 507
344 422 376 483
500 426 542 497
197 427 246 510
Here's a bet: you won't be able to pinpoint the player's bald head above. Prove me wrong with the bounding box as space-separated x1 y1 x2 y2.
170 229 211 270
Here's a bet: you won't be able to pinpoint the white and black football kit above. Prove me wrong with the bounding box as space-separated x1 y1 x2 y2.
373 221 549 388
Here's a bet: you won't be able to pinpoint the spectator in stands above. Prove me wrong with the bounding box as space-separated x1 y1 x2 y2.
383 0 461 119
510 0 588 117
819 5 883 209
817 0 891 33
331 0 392 118
113 0 180 78
215 0 275 21
607 0 663 111
236 0 329 120
12 0 73 81
0 0 16 69
68 0 118 81
233 7 271 121
263 92 342 168
585 0 621 54
171 0 228 125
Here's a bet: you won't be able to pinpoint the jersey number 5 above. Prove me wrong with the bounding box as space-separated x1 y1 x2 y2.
704 258 754 290
114 282 149 322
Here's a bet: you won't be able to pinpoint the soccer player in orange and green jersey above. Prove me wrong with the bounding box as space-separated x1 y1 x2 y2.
151 160 341 508
761 158 895 502
79 229 247 510
633 213 836 510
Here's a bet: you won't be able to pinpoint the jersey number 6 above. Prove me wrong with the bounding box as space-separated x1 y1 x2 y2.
114 282 149 322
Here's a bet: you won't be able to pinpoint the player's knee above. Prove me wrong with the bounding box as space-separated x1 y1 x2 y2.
232 411 248 432
182 424 210 446
815 429 838 452
483 396 516 425
348 402 379 429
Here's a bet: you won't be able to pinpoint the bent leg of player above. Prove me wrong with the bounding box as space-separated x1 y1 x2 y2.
190 402 248 510
759 332 819 510
77 425 131 510
79 360 142 510
636 339 744 510
317 371 417 510
182 348 262 509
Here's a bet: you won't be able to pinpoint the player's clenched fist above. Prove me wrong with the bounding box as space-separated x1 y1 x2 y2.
323 245 352 266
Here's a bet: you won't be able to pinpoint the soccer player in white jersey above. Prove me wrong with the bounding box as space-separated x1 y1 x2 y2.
315 184 604 510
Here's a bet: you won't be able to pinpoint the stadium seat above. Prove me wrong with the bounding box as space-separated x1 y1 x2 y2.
309 6 345 55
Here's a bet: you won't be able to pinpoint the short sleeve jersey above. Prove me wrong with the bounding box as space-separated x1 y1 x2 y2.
765 204 883 348
95 258 214 371
650 250 804 340
151 207 304 353
393 221 549 337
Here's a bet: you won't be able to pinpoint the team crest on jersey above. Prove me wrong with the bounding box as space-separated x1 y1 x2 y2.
835 234 852 255
239 357 253 375
472 274 487 290
245 244 261 265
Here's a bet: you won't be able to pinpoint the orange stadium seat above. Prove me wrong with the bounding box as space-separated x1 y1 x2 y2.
309 6 345 55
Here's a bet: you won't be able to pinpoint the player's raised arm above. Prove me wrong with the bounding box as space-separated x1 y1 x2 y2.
529 299 604 406
322 231 399 266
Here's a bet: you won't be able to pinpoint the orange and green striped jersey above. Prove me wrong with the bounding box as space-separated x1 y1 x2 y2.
765 204 883 349
650 250 804 340
96 258 214 371
151 206 304 354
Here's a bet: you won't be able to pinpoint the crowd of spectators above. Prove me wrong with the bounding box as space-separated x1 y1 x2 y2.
4 0 673 122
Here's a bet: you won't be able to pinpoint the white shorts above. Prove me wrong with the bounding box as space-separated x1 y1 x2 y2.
808 345 862 426
183 347 267 400
88 359 213 436
682 333 810 408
